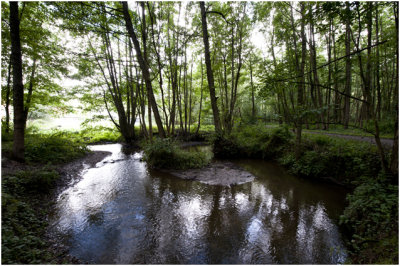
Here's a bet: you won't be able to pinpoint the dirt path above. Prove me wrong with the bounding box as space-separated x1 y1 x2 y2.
265 124 394 148
303 131 394 148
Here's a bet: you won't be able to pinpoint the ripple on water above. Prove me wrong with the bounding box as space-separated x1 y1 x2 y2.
50 144 348 264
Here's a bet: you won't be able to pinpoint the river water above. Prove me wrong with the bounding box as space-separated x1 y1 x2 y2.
49 144 348 264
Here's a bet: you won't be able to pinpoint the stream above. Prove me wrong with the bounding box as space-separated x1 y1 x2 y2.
49 143 348 264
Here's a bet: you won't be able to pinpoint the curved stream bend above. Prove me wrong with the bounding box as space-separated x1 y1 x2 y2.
49 143 348 264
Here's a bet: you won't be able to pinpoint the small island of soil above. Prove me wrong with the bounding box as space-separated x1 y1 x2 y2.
167 161 255 186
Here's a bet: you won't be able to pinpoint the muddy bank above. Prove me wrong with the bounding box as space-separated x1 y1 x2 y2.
54 150 111 195
166 161 255 186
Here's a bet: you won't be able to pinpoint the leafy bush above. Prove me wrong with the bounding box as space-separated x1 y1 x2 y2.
25 132 88 163
2 169 63 264
3 170 59 194
212 134 242 159
262 126 293 158
340 176 398 264
1 122 13 142
143 138 211 169
233 124 271 157
79 125 123 143
2 193 52 264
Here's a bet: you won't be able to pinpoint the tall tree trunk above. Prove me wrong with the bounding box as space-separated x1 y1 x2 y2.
295 3 306 159
147 2 169 133
365 2 373 119
199 1 222 134
249 54 256 120
122 1 166 138
375 6 381 121
332 24 340 124
308 6 324 129
5 54 12 134
10 1 25 162
390 1 399 176
188 63 193 134
23 58 37 127
196 60 204 135
343 2 352 129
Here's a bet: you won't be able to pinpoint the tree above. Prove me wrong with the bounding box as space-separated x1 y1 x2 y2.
199 1 222 134
10 1 24 161
122 1 166 138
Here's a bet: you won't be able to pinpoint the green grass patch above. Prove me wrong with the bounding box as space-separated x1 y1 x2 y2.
79 125 123 144
143 138 212 169
24 132 88 164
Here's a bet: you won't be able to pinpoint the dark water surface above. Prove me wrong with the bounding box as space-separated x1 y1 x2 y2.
49 144 348 264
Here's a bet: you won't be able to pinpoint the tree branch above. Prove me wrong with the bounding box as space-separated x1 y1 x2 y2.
274 40 388 83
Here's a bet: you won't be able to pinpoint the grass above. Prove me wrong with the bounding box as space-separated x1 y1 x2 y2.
143 138 212 170
265 122 395 139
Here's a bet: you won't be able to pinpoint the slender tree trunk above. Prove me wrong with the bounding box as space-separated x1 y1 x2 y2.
147 2 169 133
332 25 340 123
390 1 399 176
249 55 256 120
5 54 12 134
375 6 382 121
199 1 222 134
188 64 193 134
23 58 37 127
295 3 306 159
196 60 204 135
122 1 165 138
10 2 25 162
365 2 373 119
344 2 352 129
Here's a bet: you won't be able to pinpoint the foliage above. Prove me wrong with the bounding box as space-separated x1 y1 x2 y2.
1 121 13 142
213 125 293 159
143 138 211 169
212 133 242 159
3 169 59 194
24 131 88 163
281 134 382 183
2 192 52 264
262 126 293 158
340 175 398 264
2 169 71 264
79 125 123 144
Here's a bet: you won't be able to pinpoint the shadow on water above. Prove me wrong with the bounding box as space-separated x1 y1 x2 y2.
49 144 348 264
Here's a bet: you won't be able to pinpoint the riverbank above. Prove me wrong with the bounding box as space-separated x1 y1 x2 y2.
210 124 398 264
2 126 397 264
1 129 112 264
2 149 111 264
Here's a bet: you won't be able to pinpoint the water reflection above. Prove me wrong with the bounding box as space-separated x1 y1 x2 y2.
50 144 347 264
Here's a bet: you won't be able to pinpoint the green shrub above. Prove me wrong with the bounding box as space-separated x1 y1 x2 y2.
2 169 62 264
3 169 59 195
2 193 51 264
340 176 398 264
144 138 211 169
25 132 88 163
79 125 123 143
234 124 271 157
1 124 13 142
212 134 242 159
262 126 293 158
